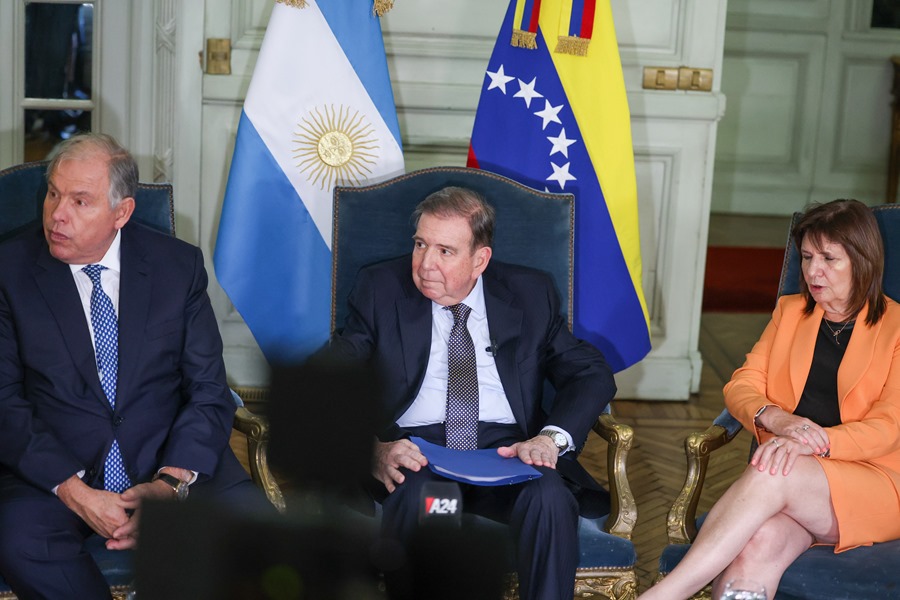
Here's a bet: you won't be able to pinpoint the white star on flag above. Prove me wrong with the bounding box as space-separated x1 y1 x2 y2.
547 161 577 190
534 100 563 130
513 77 543 108
486 65 515 94
547 127 577 158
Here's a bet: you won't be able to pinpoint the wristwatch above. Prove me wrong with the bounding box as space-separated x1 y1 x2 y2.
154 473 190 501
539 429 568 453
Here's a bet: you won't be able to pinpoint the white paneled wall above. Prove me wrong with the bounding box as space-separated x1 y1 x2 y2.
713 0 899 215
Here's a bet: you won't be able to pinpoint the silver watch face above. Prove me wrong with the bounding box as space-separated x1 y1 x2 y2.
541 430 566 450
174 481 189 501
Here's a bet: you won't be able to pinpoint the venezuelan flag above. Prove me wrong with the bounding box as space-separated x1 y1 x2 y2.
468 0 650 372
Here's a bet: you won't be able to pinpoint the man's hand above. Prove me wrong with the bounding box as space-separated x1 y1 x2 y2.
497 435 559 468
108 478 181 550
56 475 131 542
373 438 428 493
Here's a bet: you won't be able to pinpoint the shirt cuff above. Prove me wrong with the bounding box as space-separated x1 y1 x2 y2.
52 470 86 495
157 467 199 485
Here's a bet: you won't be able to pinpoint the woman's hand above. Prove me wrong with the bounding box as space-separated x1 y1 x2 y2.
756 406 830 456
751 435 817 476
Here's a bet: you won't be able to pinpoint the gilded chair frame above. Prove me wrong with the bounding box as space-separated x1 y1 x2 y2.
332 166 638 600
659 204 900 599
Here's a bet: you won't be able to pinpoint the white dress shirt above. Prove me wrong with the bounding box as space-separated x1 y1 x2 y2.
397 276 573 452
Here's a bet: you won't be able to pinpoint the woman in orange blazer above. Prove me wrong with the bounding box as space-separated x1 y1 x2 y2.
641 199 900 600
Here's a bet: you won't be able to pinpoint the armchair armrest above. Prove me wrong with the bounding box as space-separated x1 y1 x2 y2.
592 410 637 540
233 405 286 513
666 409 744 545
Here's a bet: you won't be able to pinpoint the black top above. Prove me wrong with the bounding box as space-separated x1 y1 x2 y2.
795 318 853 427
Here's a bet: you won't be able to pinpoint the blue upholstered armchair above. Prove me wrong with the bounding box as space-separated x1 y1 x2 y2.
0 161 283 600
657 204 900 599
332 166 639 600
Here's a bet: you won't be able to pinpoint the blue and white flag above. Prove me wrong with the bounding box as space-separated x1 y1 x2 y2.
214 0 405 363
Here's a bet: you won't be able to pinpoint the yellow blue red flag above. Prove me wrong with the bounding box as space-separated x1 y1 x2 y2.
468 0 650 372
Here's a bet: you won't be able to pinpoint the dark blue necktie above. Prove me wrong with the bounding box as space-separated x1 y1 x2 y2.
82 264 131 493
445 303 479 450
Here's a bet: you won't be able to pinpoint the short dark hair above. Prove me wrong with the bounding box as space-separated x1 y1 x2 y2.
46 132 139 209
792 199 885 325
411 186 495 250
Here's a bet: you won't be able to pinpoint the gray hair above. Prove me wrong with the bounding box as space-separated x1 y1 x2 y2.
46 132 138 209
412 186 495 250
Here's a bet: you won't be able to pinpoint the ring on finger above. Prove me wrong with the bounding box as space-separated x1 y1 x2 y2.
771 439 780 447
802 424 810 431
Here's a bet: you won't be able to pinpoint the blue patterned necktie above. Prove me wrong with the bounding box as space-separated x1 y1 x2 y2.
82 264 131 493
445 303 479 450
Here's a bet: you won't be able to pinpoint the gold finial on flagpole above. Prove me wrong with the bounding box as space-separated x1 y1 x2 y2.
555 35 589 56
511 29 537 50
373 0 394 16
276 0 308 8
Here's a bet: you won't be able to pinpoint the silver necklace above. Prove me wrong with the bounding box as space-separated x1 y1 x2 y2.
823 318 855 345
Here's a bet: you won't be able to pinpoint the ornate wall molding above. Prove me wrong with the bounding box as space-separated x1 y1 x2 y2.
153 0 177 182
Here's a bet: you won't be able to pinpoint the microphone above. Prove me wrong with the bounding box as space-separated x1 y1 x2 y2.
418 481 462 528
408 480 506 598
485 339 499 357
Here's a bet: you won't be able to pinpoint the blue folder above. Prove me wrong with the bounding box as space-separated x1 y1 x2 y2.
411 436 543 486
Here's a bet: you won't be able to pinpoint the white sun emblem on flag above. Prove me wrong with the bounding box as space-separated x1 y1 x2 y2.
293 105 379 190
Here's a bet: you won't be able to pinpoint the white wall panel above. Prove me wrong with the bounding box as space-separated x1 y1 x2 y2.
834 59 893 171
612 0 683 57
715 0 899 215
728 0 830 22
713 32 829 214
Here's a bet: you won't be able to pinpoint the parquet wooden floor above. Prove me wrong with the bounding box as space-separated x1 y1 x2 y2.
579 312 772 594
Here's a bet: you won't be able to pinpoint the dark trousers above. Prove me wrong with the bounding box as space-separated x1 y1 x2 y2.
378 422 579 600
0 455 268 600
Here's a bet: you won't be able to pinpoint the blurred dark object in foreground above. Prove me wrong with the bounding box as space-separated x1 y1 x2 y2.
268 354 380 496
135 499 381 600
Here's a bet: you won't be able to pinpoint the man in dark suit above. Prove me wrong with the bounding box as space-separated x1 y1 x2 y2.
0 133 258 598
330 186 617 600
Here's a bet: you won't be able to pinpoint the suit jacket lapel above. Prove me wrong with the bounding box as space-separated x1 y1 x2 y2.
483 271 526 429
33 243 108 408
116 225 152 407
397 282 432 400
837 303 877 404
789 305 822 404
789 302 879 407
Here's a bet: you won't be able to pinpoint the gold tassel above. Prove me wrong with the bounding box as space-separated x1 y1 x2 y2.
373 0 394 16
276 0 308 8
555 35 590 56
511 28 538 50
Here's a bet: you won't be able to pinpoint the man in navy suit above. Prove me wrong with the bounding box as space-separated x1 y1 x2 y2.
0 133 258 598
330 186 617 600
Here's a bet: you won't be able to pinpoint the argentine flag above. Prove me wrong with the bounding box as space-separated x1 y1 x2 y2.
215 0 405 363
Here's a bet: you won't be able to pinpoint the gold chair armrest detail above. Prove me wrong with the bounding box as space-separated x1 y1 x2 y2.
666 424 731 545
233 406 286 513
593 412 636 540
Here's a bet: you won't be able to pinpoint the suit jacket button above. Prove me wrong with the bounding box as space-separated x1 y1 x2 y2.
113 416 124 426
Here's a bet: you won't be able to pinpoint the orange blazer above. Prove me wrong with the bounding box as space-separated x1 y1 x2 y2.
725 294 900 496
